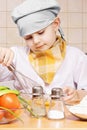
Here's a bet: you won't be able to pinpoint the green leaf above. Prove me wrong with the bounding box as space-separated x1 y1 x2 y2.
0 86 10 90
18 96 38 118
0 89 20 96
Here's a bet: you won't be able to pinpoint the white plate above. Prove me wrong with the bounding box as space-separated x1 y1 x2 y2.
69 105 87 120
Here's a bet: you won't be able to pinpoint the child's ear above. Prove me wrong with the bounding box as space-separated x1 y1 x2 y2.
53 17 60 31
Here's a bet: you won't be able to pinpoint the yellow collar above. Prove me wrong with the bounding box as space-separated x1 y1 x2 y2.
29 36 66 84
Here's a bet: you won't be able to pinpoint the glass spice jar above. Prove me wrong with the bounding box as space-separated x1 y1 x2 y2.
31 86 46 117
47 88 65 120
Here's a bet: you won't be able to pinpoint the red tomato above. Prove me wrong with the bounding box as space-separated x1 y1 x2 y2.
0 110 4 120
0 93 21 119
0 93 20 109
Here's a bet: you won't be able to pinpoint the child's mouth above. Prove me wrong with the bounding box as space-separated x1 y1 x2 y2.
36 45 44 49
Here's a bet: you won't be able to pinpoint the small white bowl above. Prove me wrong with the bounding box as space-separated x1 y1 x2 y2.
69 105 87 120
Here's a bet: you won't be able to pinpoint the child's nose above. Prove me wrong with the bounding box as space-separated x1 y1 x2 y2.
33 35 40 44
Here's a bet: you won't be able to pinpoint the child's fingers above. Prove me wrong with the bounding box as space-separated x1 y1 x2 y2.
63 91 76 102
0 48 6 62
3 49 14 66
63 86 74 96
0 47 14 66
62 86 77 102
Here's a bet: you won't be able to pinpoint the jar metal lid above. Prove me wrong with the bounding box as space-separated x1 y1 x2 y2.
32 86 43 95
51 88 63 98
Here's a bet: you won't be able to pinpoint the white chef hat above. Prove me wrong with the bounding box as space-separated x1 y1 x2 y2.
11 0 61 37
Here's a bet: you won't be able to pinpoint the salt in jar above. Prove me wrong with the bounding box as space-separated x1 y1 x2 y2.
47 88 65 119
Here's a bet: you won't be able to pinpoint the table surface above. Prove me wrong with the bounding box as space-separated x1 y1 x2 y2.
0 105 87 130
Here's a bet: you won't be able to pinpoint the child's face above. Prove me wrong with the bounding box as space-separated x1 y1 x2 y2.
24 18 60 53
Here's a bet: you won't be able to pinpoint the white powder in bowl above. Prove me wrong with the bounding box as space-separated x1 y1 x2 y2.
47 110 64 119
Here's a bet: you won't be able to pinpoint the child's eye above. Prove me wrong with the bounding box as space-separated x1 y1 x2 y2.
38 30 44 35
24 36 32 40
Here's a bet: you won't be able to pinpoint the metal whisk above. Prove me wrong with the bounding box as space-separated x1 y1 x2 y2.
8 64 40 93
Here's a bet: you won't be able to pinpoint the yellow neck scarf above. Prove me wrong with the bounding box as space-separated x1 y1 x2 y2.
29 36 66 84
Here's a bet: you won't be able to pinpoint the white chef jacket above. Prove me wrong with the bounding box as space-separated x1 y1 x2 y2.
0 45 87 94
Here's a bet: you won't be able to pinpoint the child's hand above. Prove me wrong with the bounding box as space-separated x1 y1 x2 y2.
62 86 79 104
0 47 14 66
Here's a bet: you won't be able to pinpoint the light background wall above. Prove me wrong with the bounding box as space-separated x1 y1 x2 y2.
0 0 87 52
